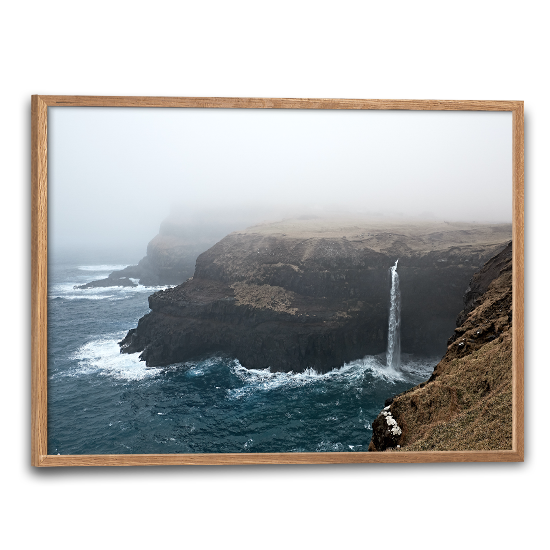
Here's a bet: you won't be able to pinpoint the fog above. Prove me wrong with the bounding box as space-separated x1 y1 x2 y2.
48 106 512 256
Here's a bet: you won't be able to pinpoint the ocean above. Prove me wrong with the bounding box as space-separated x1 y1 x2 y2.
47 251 439 455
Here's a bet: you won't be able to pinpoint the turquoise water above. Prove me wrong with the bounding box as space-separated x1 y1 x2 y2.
47 252 438 454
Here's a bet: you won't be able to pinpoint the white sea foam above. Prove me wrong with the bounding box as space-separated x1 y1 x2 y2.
228 364 323 399
66 295 118 301
67 335 161 381
49 281 174 301
226 354 437 400
358 357 405 382
228 357 382 400
116 286 176 294
316 441 344 452
49 282 110 300
399 356 440 378
183 356 225 377
77 264 129 272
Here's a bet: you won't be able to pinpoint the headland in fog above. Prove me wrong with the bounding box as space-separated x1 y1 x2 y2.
116 215 512 373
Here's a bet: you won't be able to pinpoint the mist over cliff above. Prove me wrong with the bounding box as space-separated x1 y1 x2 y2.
48 108 512 256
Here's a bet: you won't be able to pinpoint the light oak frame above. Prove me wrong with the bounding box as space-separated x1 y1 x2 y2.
32 96 524 466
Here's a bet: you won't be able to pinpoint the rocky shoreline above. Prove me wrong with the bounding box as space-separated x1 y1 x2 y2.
368 241 513 452
119 217 511 373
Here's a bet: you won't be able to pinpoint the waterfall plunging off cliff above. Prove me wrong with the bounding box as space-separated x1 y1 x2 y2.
386 259 401 369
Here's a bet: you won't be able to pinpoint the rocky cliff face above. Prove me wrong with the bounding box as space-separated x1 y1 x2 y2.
368 241 513 452
120 217 511 373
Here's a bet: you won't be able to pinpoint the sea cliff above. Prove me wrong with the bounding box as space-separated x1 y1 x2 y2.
119 217 511 373
368 241 513 451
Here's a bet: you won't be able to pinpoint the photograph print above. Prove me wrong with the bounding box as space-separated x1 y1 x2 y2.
45 102 516 457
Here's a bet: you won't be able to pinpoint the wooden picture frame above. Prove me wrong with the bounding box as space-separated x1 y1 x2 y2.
32 96 524 466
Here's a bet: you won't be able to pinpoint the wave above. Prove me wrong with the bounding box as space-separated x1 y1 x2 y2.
51 294 117 301
48 282 174 301
228 356 394 399
226 354 436 400
77 264 129 272
116 284 174 293
348 354 437 384
316 441 345 452
182 356 224 377
63 334 162 381
228 363 337 399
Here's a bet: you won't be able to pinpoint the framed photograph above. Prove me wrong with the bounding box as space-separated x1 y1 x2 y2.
32 96 524 466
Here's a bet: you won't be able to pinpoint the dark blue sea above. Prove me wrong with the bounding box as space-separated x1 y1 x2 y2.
48 251 439 455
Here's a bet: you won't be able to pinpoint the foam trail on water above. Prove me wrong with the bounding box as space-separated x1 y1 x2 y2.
226 354 409 400
49 282 174 301
65 334 161 381
77 264 129 272
387 259 401 370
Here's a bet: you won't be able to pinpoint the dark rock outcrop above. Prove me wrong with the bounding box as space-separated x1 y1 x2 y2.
370 406 403 452
75 275 137 289
120 217 512 373
455 240 512 327
368 241 513 452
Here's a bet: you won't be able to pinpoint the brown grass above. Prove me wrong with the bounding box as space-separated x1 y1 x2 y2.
391 331 512 451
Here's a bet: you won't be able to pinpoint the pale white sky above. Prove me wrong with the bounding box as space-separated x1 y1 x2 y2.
48 107 512 253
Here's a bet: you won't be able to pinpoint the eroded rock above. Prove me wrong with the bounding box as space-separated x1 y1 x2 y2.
368 406 403 451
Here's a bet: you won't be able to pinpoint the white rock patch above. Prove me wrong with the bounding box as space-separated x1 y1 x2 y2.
381 409 402 436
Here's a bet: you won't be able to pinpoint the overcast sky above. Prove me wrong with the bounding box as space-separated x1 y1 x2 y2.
48 106 512 255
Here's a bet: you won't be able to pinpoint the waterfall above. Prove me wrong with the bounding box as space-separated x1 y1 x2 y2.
386 259 401 369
